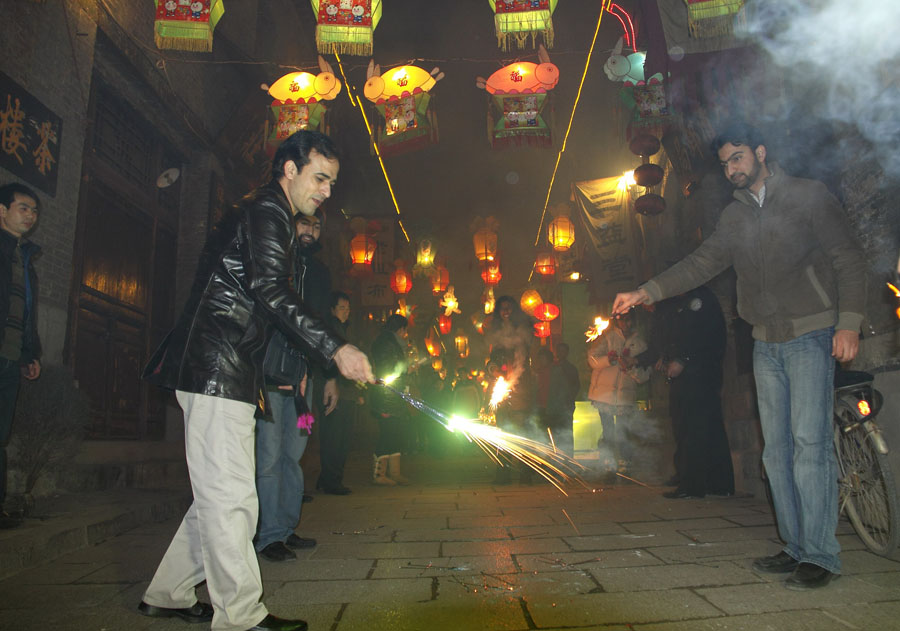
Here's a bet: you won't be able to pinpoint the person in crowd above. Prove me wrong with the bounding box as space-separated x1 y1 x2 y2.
316 291 358 494
138 130 373 631
612 120 865 590
252 209 328 563
545 342 580 456
369 314 411 486
660 286 734 499
587 312 649 476
0 183 41 530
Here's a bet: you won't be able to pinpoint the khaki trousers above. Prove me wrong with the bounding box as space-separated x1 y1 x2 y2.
143 391 268 631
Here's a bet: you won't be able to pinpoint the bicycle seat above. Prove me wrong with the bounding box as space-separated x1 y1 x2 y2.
834 369 873 388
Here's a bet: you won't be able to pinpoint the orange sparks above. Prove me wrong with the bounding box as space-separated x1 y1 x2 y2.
585 316 611 342
888 283 900 320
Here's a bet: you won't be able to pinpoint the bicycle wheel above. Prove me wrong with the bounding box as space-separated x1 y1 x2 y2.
834 422 900 557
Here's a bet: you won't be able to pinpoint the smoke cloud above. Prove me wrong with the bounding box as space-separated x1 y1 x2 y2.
740 1 900 178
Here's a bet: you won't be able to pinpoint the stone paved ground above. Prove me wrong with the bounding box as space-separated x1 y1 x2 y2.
1 443 899 631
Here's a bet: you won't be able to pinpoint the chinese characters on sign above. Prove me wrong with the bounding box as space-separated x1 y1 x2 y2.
0 72 63 196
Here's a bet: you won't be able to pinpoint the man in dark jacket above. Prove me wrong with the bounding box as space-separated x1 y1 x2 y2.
660 286 734 500
613 121 864 591
0 183 41 529
139 131 373 631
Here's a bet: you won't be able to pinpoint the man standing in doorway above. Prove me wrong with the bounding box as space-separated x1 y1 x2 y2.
613 121 865 590
139 130 373 631
0 183 41 529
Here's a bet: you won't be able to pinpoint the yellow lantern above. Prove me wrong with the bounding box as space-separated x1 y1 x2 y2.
432 357 443 371
471 216 499 262
548 215 575 252
489 0 557 51
349 217 376 273
520 289 542 316
455 332 470 359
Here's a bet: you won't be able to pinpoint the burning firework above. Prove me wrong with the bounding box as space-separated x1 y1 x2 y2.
585 316 611 342
375 379 588 494
888 282 900 319
489 376 511 409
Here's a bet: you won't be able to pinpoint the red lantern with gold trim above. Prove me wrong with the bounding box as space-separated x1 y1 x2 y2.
535 302 559 322
438 314 452 335
390 259 412 295
349 218 376 274
480 260 502 286
534 251 556 277
534 321 551 338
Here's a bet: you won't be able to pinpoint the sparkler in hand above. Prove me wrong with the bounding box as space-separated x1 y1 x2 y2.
585 316 611 342
888 282 900 320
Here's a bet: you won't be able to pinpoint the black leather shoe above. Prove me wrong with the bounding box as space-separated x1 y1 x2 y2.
662 489 703 499
246 614 308 630
785 562 837 590
259 541 297 562
138 600 213 623
752 551 799 574
301 494 314 503
285 534 317 549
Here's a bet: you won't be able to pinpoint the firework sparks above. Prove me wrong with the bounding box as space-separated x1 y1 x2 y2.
375 380 588 494
888 282 900 320
585 316 611 342
489 376 511 409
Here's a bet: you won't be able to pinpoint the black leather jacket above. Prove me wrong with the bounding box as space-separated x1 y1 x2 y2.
143 181 344 404
0 230 41 364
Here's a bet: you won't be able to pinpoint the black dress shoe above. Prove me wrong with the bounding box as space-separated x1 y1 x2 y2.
285 533 317 549
752 551 799 574
785 562 837 590
138 600 214 623
662 489 704 499
259 541 297 562
301 494 314 503
246 614 308 630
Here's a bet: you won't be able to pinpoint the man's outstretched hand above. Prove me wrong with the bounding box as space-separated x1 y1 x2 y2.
333 344 374 384
611 287 650 316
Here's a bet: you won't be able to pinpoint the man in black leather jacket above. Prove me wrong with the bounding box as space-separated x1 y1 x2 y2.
0 183 42 529
138 131 373 631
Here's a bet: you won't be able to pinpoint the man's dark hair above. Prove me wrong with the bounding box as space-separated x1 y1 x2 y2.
385 314 408 332
271 130 340 182
711 120 766 154
295 205 326 228
556 342 570 357
0 182 39 210
329 290 350 310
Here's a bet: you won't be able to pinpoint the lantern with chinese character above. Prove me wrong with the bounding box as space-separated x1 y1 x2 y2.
364 62 444 157
265 59 342 157
535 302 559 322
455 332 470 359
520 289 542 316
310 0 382 56
154 0 224 52
430 262 449 296
534 320 551 339
547 205 575 252
472 216 499 262
534 251 556 277
390 259 412 295
438 314 452 335
489 0 557 51
349 217 377 274
480 260 502 286
476 46 558 149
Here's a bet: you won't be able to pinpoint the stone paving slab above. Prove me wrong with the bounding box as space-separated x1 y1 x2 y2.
589 560 762 592
266 576 434 606
309 541 441 560
509 521 628 538
565 530 695 551
337 598 529 631
527 588 724 627
516 549 666 572
637 609 853 630
394 526 510 542
619 517 738 534
370 554 518 578
442 537 570 557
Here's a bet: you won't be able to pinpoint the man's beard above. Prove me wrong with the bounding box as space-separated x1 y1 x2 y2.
298 235 316 246
731 159 761 189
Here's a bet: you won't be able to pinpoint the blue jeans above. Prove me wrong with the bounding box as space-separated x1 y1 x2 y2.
254 389 308 550
754 328 840 574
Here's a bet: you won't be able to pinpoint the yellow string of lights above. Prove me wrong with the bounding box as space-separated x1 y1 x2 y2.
533 0 610 248
333 46 410 243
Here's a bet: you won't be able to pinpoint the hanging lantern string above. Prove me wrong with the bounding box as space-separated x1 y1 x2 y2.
333 46 410 243
532 0 610 248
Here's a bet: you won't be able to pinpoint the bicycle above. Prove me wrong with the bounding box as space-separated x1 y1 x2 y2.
833 370 900 557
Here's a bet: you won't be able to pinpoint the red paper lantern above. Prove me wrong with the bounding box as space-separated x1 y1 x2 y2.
534 321 551 338
438 314 452 335
480 260 502 286
534 252 556 276
535 302 559 321
628 133 660 158
635 193 666 216
633 163 664 188
349 233 376 270
390 260 412 295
